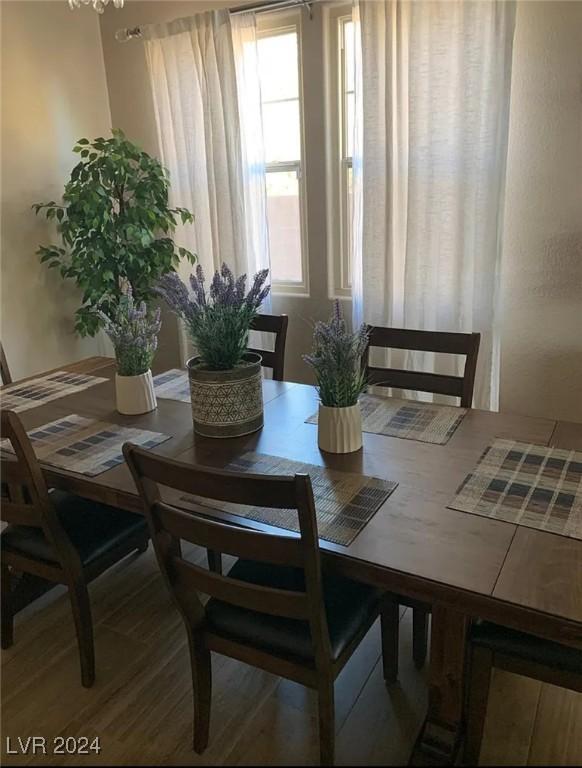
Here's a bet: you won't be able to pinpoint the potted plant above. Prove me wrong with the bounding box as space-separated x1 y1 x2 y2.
96 284 162 415
304 301 369 454
156 264 270 438
33 129 195 337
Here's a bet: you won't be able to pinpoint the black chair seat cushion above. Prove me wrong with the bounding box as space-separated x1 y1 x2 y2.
206 559 380 663
472 621 582 675
1 490 146 567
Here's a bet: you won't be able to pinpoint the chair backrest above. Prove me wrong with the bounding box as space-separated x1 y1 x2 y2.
363 326 481 408
0 410 80 570
123 443 332 665
0 342 12 385
248 314 289 381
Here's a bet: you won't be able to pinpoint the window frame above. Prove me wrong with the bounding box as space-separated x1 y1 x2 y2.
257 14 310 296
325 5 353 299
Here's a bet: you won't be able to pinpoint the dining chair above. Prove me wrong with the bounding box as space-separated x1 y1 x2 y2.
0 342 12 385
248 313 289 381
124 443 398 766
464 620 582 764
363 326 481 408
0 409 149 687
363 326 481 669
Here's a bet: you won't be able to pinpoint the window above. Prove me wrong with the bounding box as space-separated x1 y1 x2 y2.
326 8 356 297
338 17 355 292
257 23 307 291
340 18 355 290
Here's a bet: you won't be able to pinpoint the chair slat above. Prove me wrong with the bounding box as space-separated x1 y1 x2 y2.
126 446 300 509
248 348 276 369
368 327 478 355
1 458 37 485
171 557 310 620
367 367 465 398
155 502 305 568
0 499 41 527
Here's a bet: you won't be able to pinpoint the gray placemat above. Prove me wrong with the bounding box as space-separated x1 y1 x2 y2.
153 369 190 403
449 439 582 539
181 451 397 546
1 371 108 413
307 393 466 445
0 414 170 477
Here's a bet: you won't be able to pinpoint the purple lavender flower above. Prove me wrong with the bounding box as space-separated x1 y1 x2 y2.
95 283 162 376
154 263 270 370
303 300 369 407
234 274 247 303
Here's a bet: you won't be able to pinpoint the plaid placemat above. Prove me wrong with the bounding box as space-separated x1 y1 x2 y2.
449 439 582 539
0 371 108 413
306 393 466 445
181 452 397 546
153 369 190 403
0 414 171 477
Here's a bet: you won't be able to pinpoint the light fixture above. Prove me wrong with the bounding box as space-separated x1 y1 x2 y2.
68 0 124 14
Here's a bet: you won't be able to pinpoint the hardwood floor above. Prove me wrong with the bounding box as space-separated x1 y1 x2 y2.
2 546 581 766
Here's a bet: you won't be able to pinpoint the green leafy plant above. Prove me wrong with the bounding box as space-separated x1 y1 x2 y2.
33 129 195 337
304 300 369 407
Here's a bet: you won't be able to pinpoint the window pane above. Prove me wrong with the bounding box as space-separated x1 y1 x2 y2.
343 21 355 93
345 92 355 159
346 164 353 285
262 101 301 163
266 170 302 283
257 32 299 102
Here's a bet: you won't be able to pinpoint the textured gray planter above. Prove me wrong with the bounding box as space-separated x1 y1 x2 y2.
187 352 264 438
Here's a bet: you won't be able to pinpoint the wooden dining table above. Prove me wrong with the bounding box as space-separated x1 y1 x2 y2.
3 356 582 765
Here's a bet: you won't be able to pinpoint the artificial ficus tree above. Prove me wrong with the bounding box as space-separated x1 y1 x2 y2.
33 129 195 337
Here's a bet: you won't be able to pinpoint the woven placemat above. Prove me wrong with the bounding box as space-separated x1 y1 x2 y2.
449 439 582 539
0 414 170 477
181 451 397 546
1 371 108 413
153 369 190 403
306 393 466 445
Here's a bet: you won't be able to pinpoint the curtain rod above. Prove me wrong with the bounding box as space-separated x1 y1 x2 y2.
115 0 314 42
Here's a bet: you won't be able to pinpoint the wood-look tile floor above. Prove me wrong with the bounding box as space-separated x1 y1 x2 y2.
2 544 581 766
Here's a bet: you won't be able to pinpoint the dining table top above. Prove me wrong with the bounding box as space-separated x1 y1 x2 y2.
4 355 582 648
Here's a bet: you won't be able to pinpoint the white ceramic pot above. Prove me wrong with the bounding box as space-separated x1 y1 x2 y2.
318 403 363 454
115 370 157 416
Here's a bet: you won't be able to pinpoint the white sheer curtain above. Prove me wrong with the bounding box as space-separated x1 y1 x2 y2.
144 10 270 360
230 12 271 314
352 1 516 410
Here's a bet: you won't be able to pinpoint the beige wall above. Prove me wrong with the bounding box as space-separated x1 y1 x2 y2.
500 0 582 422
1 0 112 379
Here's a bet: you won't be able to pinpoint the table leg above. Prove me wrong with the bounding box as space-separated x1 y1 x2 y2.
410 605 469 765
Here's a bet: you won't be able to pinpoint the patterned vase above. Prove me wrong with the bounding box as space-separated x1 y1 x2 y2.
318 403 363 454
187 352 264 438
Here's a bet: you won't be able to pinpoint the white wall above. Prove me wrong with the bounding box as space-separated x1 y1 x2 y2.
1 0 112 379
500 0 582 422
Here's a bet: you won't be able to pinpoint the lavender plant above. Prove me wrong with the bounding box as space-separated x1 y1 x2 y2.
95 285 162 376
304 300 369 408
156 264 270 371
